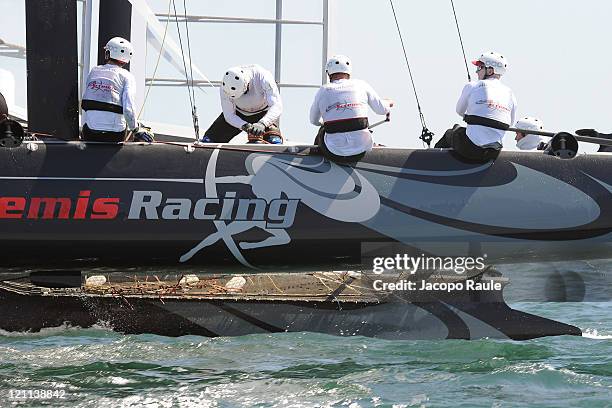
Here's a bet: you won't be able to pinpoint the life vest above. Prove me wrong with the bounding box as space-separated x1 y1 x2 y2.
81 65 126 114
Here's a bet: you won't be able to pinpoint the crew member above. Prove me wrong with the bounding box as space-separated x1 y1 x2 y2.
0 91 7 121
81 37 148 142
514 116 545 150
202 64 283 144
309 55 393 162
435 51 517 161
0 68 13 121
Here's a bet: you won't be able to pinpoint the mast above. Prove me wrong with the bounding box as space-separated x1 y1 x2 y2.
97 0 132 66
25 0 79 139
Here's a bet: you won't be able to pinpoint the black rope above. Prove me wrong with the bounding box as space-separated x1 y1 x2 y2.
450 0 471 82
182 0 195 102
183 0 199 139
388 0 433 147
172 0 198 139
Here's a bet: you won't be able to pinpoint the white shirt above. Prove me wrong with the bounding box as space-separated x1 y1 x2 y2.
220 64 282 129
517 134 544 150
456 78 517 147
82 64 137 132
309 78 390 156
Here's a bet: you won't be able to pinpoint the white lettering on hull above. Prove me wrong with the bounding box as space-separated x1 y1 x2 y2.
127 190 299 229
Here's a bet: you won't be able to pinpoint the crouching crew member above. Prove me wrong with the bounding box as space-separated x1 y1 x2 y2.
514 116 546 150
435 51 517 161
81 37 139 142
202 64 283 144
309 55 393 163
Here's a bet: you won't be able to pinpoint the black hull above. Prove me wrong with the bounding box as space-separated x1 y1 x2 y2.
0 271 581 340
1 141 611 270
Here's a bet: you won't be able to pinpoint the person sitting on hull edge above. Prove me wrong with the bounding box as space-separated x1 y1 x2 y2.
81 37 149 143
201 64 283 144
514 116 546 150
435 51 517 162
309 55 393 163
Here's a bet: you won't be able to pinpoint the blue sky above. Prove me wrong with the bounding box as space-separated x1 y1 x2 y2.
1 0 611 152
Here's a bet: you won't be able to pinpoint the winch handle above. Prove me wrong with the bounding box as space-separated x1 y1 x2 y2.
368 114 391 130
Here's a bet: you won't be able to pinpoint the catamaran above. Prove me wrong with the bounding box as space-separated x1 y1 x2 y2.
0 0 609 340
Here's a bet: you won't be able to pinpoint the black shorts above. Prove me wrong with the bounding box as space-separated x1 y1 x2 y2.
203 110 281 143
434 125 501 162
82 124 127 142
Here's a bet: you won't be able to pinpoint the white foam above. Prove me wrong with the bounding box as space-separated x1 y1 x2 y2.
0 322 115 337
582 328 612 340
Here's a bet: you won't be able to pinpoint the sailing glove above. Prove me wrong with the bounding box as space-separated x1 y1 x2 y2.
250 122 266 136
241 123 253 134
133 127 155 143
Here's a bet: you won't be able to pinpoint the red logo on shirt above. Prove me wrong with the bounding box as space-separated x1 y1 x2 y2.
326 101 365 113
87 80 113 93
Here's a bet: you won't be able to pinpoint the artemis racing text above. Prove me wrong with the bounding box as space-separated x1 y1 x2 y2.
0 190 300 228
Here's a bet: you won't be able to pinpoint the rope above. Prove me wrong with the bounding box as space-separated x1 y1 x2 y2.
137 0 172 121
182 0 199 140
172 0 199 140
388 0 434 147
182 0 196 105
450 0 471 82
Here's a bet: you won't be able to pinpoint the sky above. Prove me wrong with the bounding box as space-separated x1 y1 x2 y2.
1 0 611 153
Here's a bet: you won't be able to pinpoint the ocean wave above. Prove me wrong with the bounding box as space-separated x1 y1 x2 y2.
582 329 612 340
0 322 116 338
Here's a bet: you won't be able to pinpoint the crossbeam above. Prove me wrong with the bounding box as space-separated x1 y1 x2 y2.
155 14 323 25
0 38 26 60
145 78 319 89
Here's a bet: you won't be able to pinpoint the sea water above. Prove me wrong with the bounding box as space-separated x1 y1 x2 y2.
0 263 610 407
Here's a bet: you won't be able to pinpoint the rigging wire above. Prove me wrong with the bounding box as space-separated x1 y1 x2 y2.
388 0 433 147
172 0 199 140
182 0 199 139
137 0 172 121
450 0 471 82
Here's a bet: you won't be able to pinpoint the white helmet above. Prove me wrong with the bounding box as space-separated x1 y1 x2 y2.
222 67 251 99
104 37 133 63
515 116 544 133
326 55 352 75
472 51 508 76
